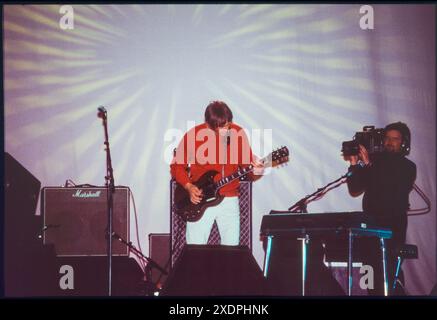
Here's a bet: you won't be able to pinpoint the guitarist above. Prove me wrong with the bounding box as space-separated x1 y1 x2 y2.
170 100 265 245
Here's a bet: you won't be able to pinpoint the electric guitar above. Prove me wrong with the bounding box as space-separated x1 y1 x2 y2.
173 146 289 222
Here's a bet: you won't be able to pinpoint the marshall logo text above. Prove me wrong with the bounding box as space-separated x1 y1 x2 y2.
72 190 102 198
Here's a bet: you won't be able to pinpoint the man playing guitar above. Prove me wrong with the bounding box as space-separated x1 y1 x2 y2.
170 100 265 245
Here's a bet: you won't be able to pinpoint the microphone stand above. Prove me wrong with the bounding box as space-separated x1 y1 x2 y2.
288 171 351 213
112 232 168 295
98 106 115 296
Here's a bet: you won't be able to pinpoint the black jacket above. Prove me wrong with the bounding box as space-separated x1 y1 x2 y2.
347 152 416 244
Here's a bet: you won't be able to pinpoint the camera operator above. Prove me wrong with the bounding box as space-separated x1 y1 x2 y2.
344 122 416 295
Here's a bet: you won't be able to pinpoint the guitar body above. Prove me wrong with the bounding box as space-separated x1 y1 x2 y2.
173 170 224 222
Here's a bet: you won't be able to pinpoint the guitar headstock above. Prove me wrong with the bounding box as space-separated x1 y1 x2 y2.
269 146 290 168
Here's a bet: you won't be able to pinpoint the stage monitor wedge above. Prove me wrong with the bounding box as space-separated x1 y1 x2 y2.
161 245 266 296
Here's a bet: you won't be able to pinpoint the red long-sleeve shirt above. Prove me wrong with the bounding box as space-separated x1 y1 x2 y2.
170 122 254 197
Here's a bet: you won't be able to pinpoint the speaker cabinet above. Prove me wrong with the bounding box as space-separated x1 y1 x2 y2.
4 152 56 297
148 233 170 286
5 152 42 244
41 187 130 256
161 245 266 296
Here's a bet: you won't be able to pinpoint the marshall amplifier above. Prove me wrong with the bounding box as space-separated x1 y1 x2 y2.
41 187 130 257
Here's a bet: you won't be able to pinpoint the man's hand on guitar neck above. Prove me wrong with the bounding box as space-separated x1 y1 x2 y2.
251 157 265 181
184 182 203 204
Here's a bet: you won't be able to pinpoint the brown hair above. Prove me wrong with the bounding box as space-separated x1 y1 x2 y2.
384 121 411 155
204 100 233 130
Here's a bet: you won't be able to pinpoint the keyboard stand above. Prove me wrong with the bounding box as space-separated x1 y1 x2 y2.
262 227 392 296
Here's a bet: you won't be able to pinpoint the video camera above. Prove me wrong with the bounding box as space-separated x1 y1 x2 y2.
341 126 385 156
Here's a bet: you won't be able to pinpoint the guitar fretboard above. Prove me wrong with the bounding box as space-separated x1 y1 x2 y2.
213 165 254 190
211 147 287 191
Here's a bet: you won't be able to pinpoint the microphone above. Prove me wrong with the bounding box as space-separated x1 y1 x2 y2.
97 106 107 118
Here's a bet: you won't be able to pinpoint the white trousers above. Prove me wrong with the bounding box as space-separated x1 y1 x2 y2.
186 196 240 246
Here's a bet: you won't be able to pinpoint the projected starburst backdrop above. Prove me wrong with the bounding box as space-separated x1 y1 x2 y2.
4 4 436 295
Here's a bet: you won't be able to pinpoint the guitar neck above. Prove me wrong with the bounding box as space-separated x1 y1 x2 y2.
210 147 288 192
213 153 271 190
213 165 255 190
